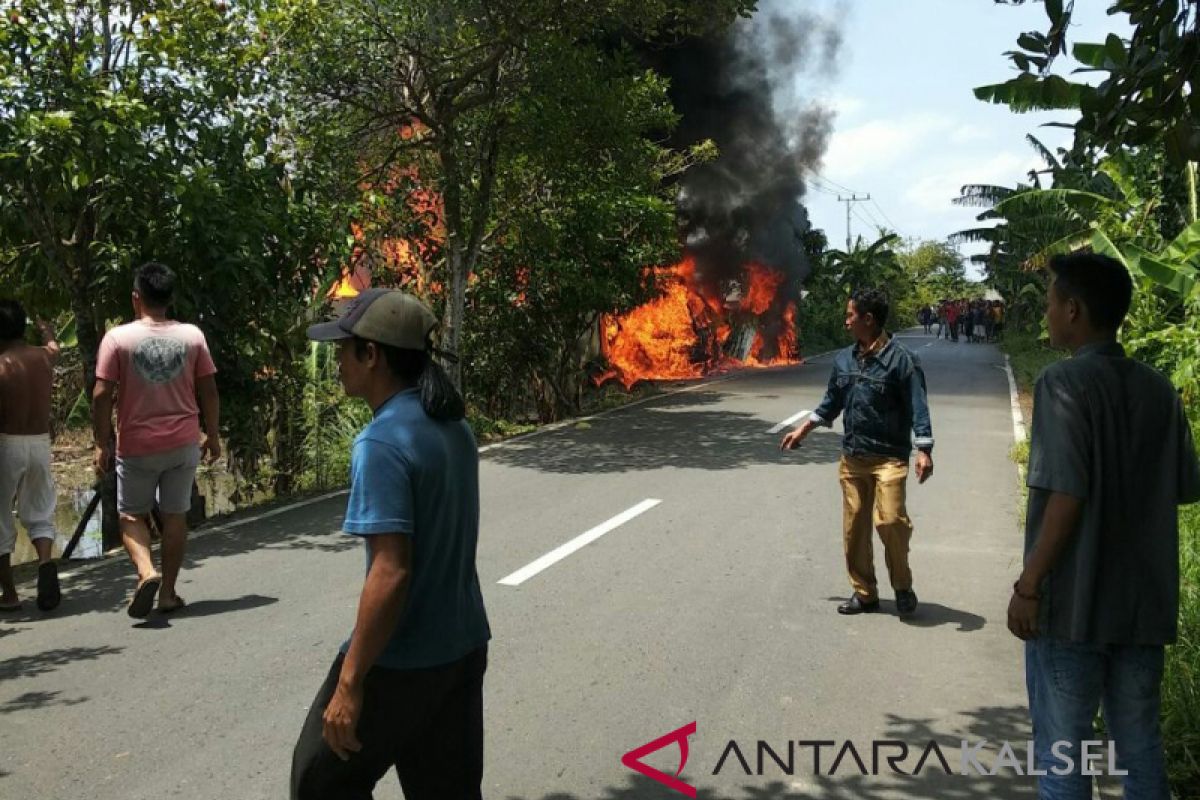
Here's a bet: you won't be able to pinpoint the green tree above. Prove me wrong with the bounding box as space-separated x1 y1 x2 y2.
897 239 969 306
827 232 905 294
0 1 360 489
800 232 904 347
272 0 755 390
987 0 1200 165
463 41 688 420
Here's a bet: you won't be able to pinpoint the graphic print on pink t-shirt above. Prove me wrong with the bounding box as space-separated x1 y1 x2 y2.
96 320 217 457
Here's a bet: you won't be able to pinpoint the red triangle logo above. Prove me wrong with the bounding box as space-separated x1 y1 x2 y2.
620 721 697 798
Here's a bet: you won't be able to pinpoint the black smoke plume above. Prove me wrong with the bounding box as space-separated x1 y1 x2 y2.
647 3 842 288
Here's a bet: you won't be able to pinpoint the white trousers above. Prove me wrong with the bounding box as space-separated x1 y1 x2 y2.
0 434 57 556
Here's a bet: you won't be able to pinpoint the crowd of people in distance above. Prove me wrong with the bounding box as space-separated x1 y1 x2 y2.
917 299 1005 343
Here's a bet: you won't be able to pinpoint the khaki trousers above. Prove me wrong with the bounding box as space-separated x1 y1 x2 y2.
838 453 914 601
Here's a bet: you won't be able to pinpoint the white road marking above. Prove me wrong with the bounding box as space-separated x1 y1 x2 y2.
498 499 662 587
769 409 811 434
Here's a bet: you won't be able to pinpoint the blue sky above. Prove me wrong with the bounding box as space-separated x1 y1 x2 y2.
783 0 1131 277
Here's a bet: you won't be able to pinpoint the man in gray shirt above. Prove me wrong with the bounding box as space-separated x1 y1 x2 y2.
1009 253 1200 798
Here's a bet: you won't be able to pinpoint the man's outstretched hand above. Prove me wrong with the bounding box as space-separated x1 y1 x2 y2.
780 420 815 451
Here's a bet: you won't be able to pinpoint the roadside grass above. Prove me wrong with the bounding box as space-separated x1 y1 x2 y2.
1002 329 1063 391
1165 420 1200 798
467 411 539 444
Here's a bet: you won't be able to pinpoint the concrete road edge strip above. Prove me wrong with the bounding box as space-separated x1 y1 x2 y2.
1003 354 1027 480
497 498 663 587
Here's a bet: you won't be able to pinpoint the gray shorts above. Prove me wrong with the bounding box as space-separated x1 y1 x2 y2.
116 444 201 515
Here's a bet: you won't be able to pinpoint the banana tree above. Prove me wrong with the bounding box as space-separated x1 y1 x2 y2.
1090 225 1199 302
1088 224 1200 399
825 232 904 291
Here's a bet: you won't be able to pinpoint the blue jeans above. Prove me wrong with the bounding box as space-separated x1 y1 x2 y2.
1025 638 1168 800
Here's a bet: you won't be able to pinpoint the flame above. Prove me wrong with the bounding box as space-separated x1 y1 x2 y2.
600 257 800 389
740 262 786 315
327 140 448 303
328 238 371 299
748 300 799 366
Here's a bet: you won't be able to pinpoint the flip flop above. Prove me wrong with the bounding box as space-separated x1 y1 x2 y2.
157 595 186 614
128 576 162 619
37 561 61 611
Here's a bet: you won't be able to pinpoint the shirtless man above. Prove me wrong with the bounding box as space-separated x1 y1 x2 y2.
0 300 62 612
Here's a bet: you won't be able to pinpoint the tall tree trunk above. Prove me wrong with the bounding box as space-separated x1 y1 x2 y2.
439 142 468 391
436 107 500 394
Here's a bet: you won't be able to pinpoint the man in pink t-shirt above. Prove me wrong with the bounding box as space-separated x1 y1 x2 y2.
92 262 221 618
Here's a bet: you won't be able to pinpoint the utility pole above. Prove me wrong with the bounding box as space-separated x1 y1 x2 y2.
838 193 871 251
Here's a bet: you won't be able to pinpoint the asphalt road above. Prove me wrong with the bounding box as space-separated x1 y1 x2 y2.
0 330 1035 800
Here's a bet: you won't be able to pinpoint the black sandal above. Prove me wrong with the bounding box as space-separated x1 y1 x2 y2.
128 576 162 619
36 561 61 611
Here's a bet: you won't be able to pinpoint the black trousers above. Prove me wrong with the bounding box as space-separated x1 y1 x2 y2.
291 646 487 800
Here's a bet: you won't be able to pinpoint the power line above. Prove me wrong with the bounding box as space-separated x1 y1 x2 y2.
857 203 890 233
806 171 846 193
806 180 840 197
805 173 843 197
869 198 900 232
807 169 910 244
811 171 861 195
851 207 885 241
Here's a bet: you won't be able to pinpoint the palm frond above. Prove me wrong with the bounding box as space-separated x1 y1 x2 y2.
994 188 1121 220
1021 225 1094 270
949 226 1003 246
954 184 1017 208
1025 134 1062 171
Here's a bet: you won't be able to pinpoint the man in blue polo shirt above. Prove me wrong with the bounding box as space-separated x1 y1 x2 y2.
781 288 934 617
292 289 490 800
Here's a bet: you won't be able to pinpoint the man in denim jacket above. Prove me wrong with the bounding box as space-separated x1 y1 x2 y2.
781 289 934 616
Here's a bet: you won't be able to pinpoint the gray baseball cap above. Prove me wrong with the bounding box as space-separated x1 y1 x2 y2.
307 288 437 350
